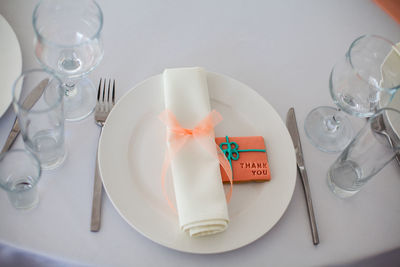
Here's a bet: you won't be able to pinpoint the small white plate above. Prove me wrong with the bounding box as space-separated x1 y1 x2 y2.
0 14 22 117
98 72 297 253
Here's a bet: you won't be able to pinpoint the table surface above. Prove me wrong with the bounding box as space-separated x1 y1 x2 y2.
1 0 400 266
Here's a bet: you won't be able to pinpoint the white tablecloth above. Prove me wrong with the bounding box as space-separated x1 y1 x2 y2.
0 0 400 266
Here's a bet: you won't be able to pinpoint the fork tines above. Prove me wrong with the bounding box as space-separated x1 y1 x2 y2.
97 78 115 105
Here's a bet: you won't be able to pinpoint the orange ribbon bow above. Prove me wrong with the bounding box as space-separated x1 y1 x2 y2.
159 109 233 212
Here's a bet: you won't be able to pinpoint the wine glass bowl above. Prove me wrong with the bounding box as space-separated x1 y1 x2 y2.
33 0 104 121
330 35 400 118
305 35 400 153
329 57 379 118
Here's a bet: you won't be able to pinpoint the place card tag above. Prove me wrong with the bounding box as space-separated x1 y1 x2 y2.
215 136 271 183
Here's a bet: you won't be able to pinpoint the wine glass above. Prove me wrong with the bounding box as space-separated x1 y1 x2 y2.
304 34 400 153
33 0 104 121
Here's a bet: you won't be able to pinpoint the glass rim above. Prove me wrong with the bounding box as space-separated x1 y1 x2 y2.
32 0 104 49
12 69 64 114
347 34 400 91
0 149 41 192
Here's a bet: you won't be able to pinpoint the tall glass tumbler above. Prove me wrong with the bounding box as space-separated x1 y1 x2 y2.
12 69 66 170
327 108 400 198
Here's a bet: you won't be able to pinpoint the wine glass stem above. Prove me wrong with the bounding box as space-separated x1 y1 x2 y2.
64 80 77 97
324 115 341 133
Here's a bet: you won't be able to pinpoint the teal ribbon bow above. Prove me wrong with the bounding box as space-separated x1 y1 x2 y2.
219 136 266 179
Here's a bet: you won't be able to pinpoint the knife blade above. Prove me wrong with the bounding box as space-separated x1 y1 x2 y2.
1 78 49 154
286 107 319 245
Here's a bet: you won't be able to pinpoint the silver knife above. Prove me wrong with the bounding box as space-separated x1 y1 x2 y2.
286 107 319 245
1 78 49 154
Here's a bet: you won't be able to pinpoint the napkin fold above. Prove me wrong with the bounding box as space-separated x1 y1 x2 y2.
163 67 229 237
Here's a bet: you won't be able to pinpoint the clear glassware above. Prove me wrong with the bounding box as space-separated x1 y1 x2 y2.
33 0 104 121
12 69 66 170
327 108 400 198
304 35 400 152
0 149 41 210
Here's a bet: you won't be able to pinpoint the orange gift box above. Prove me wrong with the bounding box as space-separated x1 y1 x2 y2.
215 136 271 183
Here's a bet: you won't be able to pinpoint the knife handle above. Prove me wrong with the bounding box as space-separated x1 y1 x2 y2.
298 165 320 245
1 118 20 154
90 152 103 232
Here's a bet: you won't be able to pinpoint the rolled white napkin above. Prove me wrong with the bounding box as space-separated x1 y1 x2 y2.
163 67 229 237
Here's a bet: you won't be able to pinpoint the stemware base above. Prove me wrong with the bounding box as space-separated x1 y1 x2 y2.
45 77 96 121
63 78 96 121
304 106 353 153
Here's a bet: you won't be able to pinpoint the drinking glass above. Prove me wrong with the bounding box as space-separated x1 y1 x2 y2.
304 35 400 152
33 0 104 121
327 108 400 198
12 69 66 170
0 149 41 209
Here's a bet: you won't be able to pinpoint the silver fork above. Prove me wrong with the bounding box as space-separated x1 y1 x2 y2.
91 78 115 232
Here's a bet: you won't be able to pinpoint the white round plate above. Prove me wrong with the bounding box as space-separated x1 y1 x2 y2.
0 14 22 117
98 72 296 254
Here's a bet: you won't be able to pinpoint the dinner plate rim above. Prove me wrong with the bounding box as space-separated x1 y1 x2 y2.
0 14 22 117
